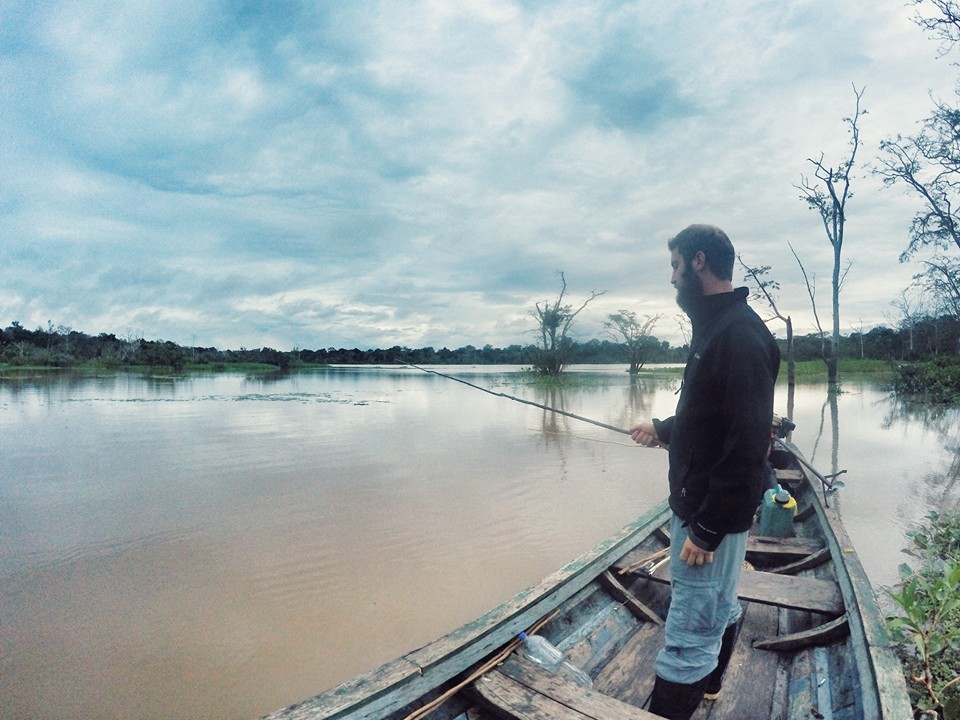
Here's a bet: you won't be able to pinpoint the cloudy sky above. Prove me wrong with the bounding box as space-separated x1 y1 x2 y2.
2 1 958 351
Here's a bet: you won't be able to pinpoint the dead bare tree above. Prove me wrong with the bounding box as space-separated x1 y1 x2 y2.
790 243 853 374
531 272 605 375
889 288 927 357
790 242 829 362
796 84 866 386
674 313 691 348
603 310 662 375
738 256 794 385
919 256 960 318
912 0 960 58
849 317 867 359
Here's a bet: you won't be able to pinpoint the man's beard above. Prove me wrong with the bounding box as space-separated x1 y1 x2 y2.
675 265 705 314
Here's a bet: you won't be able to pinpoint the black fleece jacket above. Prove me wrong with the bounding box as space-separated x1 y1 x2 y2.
652 287 780 551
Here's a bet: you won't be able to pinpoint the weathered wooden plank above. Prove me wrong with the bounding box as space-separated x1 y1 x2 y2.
782 442 913 720
554 584 643 675
615 546 670 576
739 571 843 615
696 602 782 720
593 622 662 707
825 634 859 719
472 670 592 720
636 526 824 561
598 571 664 626
261 657 424 720
775 468 804 483
767 547 831 575
653 524 671 545
785 648 812 720
780 441 913 720
633 566 844 616
747 535 825 559
496 657 661 719
753 615 850 652
575 615 642 679
615 530 823 570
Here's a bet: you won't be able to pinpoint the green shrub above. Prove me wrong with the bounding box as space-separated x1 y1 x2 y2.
895 358 960 403
887 511 960 718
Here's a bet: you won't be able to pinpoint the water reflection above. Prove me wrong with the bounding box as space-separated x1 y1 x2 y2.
782 379 960 599
803 390 837 470
794 390 844 506
621 375 678 431
880 396 960 514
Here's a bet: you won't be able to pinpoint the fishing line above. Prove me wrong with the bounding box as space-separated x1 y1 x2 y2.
404 364 634 436
536 427 639 447
404 365 841 503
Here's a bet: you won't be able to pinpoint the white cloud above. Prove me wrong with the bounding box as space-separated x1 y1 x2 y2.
1 0 958 350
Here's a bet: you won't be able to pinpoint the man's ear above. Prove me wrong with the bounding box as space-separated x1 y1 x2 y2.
692 251 707 272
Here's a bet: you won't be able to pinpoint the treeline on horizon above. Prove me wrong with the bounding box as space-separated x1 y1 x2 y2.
4 316 960 372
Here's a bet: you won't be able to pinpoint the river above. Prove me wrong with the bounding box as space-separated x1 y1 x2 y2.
1 365 958 719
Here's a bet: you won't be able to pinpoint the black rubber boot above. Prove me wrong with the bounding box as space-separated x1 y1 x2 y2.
647 674 708 720
704 622 738 700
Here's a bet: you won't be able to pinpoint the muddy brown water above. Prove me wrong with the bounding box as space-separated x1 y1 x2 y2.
2 366 956 718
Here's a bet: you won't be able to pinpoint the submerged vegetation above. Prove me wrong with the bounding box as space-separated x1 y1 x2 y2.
886 511 960 719
790 358 894 379
895 357 960 404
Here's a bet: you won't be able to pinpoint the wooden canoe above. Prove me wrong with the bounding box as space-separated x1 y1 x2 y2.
262 442 912 720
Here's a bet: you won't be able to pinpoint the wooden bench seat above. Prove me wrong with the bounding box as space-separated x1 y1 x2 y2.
624 565 844 616
473 656 660 720
616 534 825 575
745 535 825 563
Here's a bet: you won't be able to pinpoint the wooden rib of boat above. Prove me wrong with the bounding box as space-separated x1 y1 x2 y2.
262 441 911 720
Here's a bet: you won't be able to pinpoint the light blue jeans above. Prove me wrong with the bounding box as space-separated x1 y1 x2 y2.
655 514 748 684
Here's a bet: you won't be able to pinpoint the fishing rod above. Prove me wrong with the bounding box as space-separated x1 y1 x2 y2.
405 364 844 499
404 364 634 437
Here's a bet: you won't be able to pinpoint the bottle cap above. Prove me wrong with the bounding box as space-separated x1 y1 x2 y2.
774 490 791 505
518 632 528 641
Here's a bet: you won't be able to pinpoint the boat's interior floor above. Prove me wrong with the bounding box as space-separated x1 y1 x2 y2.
472 600 808 720
449 529 851 720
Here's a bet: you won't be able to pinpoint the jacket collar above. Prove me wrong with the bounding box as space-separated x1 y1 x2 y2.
687 286 749 332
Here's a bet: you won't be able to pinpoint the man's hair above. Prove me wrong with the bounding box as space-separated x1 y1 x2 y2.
667 224 735 281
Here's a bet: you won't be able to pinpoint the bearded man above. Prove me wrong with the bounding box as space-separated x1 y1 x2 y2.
630 224 780 719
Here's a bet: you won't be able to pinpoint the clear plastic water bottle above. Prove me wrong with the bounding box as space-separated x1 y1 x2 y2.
517 632 593 688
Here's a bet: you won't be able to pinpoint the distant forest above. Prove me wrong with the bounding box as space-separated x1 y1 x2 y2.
2 317 960 371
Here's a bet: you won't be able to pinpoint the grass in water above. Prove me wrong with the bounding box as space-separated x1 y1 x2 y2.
788 358 894 379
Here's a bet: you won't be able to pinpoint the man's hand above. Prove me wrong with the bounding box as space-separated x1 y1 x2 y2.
679 535 714 566
630 421 659 448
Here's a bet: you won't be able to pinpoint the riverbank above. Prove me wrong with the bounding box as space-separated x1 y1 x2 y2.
784 357 895 381
0 361 329 377
0 356 893 379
